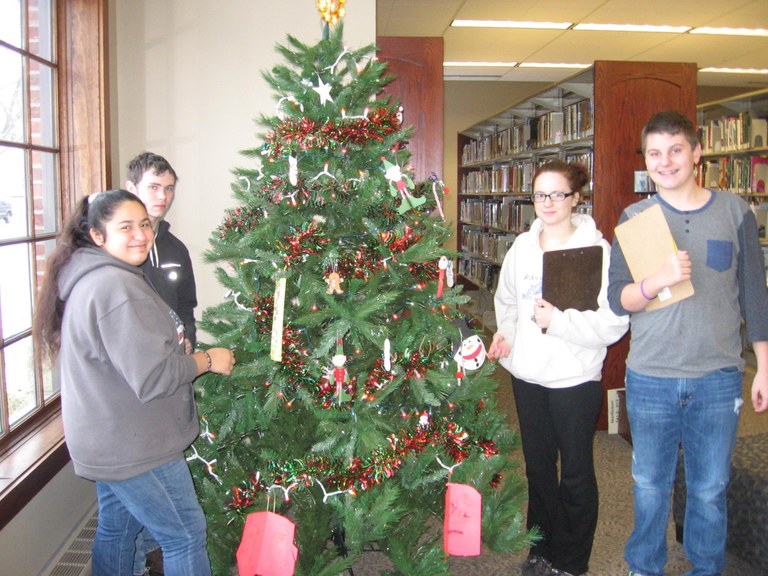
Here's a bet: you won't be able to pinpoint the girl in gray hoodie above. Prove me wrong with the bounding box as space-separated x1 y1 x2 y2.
34 190 234 576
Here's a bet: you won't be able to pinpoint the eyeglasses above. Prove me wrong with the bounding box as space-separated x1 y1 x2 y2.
530 191 576 203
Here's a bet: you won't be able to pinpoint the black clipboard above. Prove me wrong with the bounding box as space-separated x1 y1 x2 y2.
542 246 603 312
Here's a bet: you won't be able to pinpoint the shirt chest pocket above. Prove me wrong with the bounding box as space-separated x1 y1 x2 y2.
706 239 733 272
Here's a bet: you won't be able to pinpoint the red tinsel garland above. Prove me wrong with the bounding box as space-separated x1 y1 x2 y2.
228 418 499 512
263 109 401 158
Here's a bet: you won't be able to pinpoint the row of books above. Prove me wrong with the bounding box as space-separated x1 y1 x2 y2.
699 112 768 154
563 98 593 142
461 122 534 165
536 111 564 148
492 120 534 158
461 162 535 194
457 257 501 293
699 155 768 194
461 153 594 195
460 100 595 165
459 199 536 232
460 229 517 263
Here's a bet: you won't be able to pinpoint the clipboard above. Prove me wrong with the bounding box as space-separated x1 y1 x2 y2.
613 203 694 311
542 246 603 312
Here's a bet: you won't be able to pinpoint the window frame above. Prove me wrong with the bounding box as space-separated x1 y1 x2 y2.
0 0 109 531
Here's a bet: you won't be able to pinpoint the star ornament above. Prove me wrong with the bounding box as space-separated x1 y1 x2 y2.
313 74 334 105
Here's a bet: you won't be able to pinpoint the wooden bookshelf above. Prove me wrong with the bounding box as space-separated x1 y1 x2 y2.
457 60 697 429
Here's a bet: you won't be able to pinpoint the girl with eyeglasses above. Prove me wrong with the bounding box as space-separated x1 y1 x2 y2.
488 160 628 576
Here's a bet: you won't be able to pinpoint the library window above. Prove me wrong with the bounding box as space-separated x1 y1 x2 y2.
0 0 61 446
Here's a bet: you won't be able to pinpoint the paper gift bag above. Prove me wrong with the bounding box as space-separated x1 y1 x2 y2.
444 482 482 556
236 511 299 576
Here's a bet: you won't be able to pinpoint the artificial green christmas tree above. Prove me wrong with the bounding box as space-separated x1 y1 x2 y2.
190 21 531 575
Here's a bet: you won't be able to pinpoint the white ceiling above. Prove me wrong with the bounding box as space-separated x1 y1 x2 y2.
376 0 768 88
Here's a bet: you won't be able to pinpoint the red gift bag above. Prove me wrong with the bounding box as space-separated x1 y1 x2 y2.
236 511 299 576
443 482 482 556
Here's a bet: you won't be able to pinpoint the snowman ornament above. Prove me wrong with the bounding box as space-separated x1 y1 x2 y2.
453 321 487 384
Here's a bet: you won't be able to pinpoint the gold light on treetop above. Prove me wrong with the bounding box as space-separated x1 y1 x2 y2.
316 0 346 25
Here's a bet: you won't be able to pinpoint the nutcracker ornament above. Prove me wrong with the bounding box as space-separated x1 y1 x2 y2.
331 339 351 403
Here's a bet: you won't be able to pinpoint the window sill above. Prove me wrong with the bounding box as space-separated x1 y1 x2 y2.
0 410 70 531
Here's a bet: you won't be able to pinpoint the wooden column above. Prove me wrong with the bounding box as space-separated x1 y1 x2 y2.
376 36 444 182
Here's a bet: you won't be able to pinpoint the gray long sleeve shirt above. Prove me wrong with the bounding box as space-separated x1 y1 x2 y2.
608 191 768 378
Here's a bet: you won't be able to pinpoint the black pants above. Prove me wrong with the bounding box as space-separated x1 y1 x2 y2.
513 376 603 575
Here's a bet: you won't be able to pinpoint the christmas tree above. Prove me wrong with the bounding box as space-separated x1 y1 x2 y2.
190 19 531 576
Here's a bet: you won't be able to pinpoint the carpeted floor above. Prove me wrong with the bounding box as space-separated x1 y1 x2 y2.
489 366 766 576
351 364 767 575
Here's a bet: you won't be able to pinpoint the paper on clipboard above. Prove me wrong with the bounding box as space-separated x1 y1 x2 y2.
614 203 694 311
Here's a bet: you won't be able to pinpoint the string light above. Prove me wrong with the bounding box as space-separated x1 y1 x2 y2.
199 417 216 443
187 445 221 484
325 47 350 74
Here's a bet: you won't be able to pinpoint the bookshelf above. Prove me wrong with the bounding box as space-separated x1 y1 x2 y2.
697 89 768 248
456 60 697 429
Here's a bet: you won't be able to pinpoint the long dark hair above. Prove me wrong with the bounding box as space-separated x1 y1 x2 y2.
33 190 145 362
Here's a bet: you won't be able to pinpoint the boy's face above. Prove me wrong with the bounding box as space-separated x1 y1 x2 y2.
644 132 701 193
126 169 176 225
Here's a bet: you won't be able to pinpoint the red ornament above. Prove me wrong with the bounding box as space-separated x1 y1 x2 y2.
237 511 298 576
444 483 482 557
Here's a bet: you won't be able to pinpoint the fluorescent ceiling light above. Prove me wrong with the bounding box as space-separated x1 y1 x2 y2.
444 61 517 67
574 23 690 33
519 62 590 69
699 67 768 74
451 20 571 30
690 27 768 37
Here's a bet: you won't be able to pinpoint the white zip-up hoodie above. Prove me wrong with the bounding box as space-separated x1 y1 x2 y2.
494 214 628 388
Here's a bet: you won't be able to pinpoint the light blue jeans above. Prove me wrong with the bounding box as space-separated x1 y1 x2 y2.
133 528 160 575
92 457 211 576
624 367 743 576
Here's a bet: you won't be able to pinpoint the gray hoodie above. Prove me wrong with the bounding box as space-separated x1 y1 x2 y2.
57 246 198 481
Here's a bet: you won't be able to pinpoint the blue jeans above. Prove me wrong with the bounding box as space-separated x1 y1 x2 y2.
92 457 211 576
133 528 160 575
624 367 743 576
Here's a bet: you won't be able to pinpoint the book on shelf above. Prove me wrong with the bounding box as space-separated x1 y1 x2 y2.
563 98 593 141
750 117 767 149
458 257 501 292
702 159 726 189
607 388 624 434
752 202 768 239
514 120 534 153
519 203 536 231
536 111 564 147
496 234 516 263
752 156 768 193
613 203 694 311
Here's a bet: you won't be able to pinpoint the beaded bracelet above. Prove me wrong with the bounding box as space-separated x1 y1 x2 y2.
639 278 653 300
203 350 212 371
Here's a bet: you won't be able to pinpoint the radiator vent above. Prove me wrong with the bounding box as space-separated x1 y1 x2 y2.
47 513 97 576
